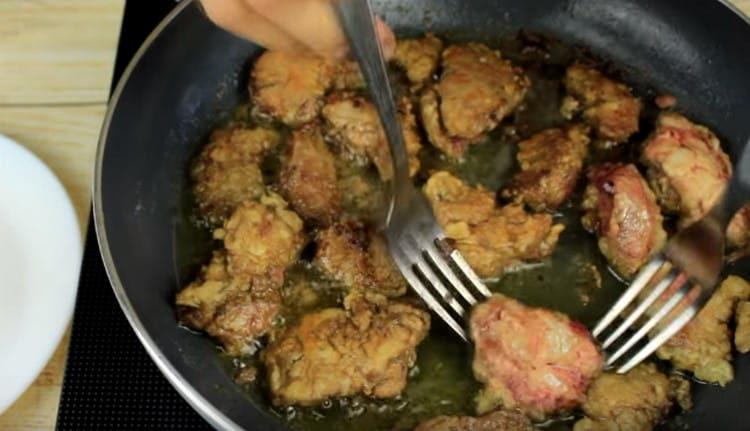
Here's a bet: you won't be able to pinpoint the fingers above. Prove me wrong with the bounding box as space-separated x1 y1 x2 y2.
201 0 396 60
375 16 396 59
200 0 307 52
248 0 349 58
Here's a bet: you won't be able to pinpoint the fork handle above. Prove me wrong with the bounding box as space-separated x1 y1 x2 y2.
333 0 411 188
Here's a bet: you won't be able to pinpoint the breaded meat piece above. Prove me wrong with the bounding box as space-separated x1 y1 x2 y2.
424 171 563 278
314 222 371 289
641 112 731 226
313 223 408 297
394 34 443 88
735 301 750 353
332 60 365 90
279 125 340 226
438 43 530 141
502 124 590 211
582 164 666 278
656 275 750 385
422 171 496 226
419 86 473 159
322 92 421 179
215 193 306 288
471 294 603 419
251 51 334 126
176 252 281 355
337 160 385 219
573 363 673 431
262 292 430 406
562 64 642 144
414 410 533 431
191 126 280 224
727 204 750 249
454 204 564 278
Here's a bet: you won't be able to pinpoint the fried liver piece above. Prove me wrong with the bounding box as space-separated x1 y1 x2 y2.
438 43 530 141
471 294 603 419
727 204 750 249
313 222 408 297
561 64 642 145
657 275 750 385
641 112 732 226
419 86 472 160
424 171 563 278
251 51 334 126
191 126 280 224
414 409 534 431
735 301 750 354
420 44 529 159
322 92 422 179
262 292 430 406
176 252 281 355
215 193 306 288
581 163 666 278
502 124 590 211
573 363 674 431
393 34 443 88
279 125 340 226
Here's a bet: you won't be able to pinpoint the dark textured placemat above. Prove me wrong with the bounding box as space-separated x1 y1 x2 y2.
56 1 210 429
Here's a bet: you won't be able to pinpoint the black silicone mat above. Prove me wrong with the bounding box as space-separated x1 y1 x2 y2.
56 1 211 429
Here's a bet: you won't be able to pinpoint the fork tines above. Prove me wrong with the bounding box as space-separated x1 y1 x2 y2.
592 254 707 373
391 232 492 341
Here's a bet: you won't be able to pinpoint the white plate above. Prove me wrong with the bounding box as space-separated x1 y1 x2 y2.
0 134 81 414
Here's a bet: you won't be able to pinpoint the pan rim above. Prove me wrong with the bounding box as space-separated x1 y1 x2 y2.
92 0 750 430
92 1 243 430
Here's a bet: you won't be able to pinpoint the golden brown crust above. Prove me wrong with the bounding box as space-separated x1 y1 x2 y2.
394 34 443 89
727 204 750 250
471 294 603 419
262 292 429 406
313 223 407 297
251 51 334 126
424 171 563 278
175 251 281 355
191 126 280 224
217 193 306 288
735 301 750 354
581 164 666 278
322 92 421 180
657 276 750 385
502 124 590 211
414 410 533 431
419 86 472 159
279 125 341 226
438 43 530 141
574 363 672 431
641 112 731 226
562 64 642 144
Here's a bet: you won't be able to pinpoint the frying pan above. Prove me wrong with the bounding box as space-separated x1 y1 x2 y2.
94 0 750 429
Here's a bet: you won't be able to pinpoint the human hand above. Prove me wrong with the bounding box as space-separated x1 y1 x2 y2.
200 0 396 59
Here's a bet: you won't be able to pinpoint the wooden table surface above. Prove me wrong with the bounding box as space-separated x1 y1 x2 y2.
1 0 749 429
0 1 124 429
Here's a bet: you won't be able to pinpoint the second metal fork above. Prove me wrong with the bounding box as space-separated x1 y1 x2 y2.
594 146 749 373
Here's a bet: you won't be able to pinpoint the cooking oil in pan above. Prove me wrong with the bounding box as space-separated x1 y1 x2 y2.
175 31 662 431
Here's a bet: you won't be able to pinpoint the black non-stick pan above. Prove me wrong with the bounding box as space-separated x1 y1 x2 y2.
94 0 750 429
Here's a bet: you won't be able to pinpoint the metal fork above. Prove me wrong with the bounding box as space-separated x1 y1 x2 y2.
334 0 492 340
594 146 750 373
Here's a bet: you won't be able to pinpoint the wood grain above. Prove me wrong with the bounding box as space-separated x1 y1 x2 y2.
0 0 124 105
0 1 123 429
